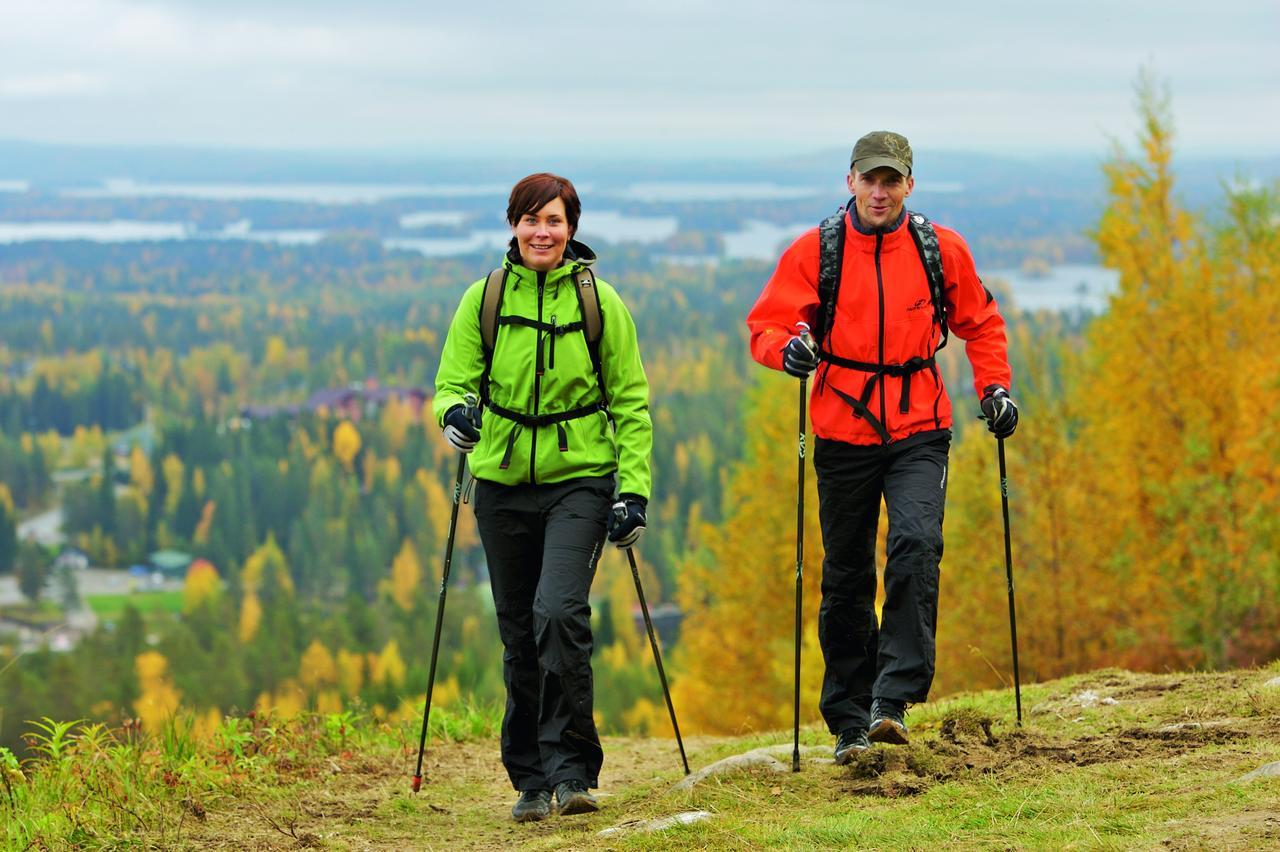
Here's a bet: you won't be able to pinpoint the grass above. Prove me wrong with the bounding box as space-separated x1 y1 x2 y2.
0 601 64 628
84 589 185 621
3 667 1279 849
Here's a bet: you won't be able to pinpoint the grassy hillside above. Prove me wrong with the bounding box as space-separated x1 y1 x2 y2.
4 664 1280 850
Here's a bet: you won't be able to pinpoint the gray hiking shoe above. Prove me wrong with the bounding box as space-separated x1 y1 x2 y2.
511 789 552 822
554 780 599 815
834 729 871 765
867 698 909 744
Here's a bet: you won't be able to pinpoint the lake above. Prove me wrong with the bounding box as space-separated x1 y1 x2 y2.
984 264 1118 313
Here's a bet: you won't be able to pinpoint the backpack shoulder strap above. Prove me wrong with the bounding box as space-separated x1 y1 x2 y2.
815 207 847 347
479 267 508 352
906 211 949 353
571 266 610 414
573 267 602 346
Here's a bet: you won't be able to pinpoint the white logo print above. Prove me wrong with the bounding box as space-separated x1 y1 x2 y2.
940 464 947 491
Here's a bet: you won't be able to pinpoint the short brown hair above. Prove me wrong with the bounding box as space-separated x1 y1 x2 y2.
506 172 580 235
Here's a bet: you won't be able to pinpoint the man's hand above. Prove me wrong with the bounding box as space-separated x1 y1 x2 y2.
782 335 820 378
443 403 482 453
980 386 1018 439
608 495 647 549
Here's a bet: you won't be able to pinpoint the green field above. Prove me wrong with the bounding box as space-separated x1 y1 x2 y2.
83 590 184 621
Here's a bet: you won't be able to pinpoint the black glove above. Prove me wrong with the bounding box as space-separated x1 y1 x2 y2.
782 335 820 378
443 403 482 453
607 494 647 549
980 386 1018 439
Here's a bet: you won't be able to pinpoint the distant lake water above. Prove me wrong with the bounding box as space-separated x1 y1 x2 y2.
617 182 825 202
0 220 189 242
984 264 1118 313
0 219 324 245
64 179 511 204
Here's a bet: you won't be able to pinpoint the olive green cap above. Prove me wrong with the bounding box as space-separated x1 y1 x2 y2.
850 130 913 176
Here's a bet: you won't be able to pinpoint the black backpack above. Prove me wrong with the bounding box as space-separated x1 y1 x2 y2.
813 207 949 353
811 207 950 443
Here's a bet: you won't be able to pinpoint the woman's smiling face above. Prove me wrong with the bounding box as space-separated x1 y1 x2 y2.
512 196 570 271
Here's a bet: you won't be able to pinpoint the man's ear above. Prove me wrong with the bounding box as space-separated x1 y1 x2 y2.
846 171 857 194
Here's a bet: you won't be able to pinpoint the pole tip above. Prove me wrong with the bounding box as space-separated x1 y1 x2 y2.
411 775 422 793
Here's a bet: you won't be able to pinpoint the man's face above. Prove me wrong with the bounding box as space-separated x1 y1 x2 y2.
847 167 914 230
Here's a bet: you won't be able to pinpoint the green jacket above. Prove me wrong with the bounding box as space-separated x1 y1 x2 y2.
432 241 652 500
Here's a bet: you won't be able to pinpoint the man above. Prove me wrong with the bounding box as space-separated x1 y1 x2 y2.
746 131 1017 763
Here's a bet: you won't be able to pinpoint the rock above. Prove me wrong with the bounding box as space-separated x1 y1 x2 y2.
1072 690 1118 708
598 810 713 837
1236 761 1280 783
1158 722 1203 733
1262 676 1280 689
670 745 827 792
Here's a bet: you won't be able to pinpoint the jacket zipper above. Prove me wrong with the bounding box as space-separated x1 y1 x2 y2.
530 271 546 484
875 232 887 441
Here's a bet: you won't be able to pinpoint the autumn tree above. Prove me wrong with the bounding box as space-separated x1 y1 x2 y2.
671 375 826 734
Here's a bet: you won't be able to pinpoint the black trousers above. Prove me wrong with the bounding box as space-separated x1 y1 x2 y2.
474 475 612 791
813 429 950 736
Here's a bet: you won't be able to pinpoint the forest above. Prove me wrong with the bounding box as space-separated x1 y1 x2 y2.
2 84 1277 755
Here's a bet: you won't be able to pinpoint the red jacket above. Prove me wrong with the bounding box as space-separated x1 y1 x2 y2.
747 210 1011 445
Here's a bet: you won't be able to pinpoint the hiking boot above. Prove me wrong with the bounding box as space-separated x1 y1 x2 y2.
511 789 552 823
554 780 599 815
833 729 871 765
867 698 909 745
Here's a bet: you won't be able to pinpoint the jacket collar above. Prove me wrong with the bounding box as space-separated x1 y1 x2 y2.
843 201 910 251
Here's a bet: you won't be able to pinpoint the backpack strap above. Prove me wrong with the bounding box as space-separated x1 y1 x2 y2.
479 267 508 352
906 210 949 353
478 267 508 404
814 207 847 348
571 266 611 420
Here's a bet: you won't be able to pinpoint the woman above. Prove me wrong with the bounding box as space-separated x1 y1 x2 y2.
432 173 652 823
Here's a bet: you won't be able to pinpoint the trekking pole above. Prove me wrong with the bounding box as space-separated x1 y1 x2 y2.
626 547 690 775
412 394 477 792
792 322 814 772
997 436 1023 726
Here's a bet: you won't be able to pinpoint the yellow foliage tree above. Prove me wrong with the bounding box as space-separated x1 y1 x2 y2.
182 558 221 613
371 640 407 688
128 445 154 498
386 538 423 612
300 640 338 691
336 649 365 698
133 651 181 733
333 421 362 472
241 533 294 596
162 454 183 515
672 375 825 734
1076 75 1280 668
238 591 262 643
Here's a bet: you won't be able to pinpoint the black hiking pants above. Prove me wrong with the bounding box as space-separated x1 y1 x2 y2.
474 475 612 791
814 429 950 736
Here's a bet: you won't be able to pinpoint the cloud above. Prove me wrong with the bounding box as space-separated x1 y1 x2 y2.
0 72 107 98
0 0 1276 153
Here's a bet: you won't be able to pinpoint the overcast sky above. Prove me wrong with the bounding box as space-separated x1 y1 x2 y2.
1 0 1276 157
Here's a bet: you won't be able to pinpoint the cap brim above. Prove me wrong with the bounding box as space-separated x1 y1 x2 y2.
853 156 910 176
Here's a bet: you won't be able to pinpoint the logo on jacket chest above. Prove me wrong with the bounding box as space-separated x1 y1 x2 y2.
907 297 930 313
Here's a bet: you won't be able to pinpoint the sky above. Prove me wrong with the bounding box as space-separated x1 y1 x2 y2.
0 0 1277 158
